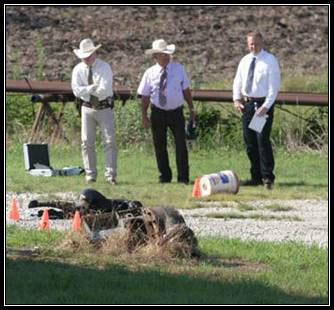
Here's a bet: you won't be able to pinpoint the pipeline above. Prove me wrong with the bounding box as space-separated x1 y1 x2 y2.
6 79 328 106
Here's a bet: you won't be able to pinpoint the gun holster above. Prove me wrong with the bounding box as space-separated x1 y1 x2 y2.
75 97 82 117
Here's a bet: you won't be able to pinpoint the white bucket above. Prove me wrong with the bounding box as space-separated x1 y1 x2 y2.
199 170 240 196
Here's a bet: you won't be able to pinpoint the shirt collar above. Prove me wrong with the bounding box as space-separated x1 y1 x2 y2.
251 49 264 59
83 58 98 69
156 62 169 72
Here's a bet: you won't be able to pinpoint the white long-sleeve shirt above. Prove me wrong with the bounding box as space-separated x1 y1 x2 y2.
137 62 190 110
233 49 280 110
71 58 113 102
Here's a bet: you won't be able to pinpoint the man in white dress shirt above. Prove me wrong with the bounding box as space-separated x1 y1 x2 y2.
137 39 195 184
233 31 280 189
72 38 117 184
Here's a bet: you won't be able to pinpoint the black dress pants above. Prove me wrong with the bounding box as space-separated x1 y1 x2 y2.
150 105 189 183
242 100 275 182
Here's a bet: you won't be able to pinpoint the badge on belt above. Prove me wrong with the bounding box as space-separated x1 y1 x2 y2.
106 97 113 105
105 97 114 109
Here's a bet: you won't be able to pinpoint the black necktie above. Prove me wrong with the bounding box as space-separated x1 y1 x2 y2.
88 66 99 104
245 57 256 94
159 68 167 106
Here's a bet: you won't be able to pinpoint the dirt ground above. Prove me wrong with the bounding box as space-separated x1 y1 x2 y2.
5 5 328 88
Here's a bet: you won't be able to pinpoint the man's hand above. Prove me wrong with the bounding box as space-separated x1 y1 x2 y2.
141 96 151 128
142 114 151 129
183 88 196 121
256 106 268 117
234 100 244 113
88 83 98 93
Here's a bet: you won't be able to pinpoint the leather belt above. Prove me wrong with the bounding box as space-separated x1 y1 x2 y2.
151 105 183 112
243 96 266 103
80 97 114 110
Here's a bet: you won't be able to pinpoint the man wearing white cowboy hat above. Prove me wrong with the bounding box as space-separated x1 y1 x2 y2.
137 39 195 184
71 38 117 185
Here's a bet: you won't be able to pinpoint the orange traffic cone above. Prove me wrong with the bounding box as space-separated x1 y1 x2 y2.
72 210 81 232
9 197 20 221
39 209 50 230
192 177 202 198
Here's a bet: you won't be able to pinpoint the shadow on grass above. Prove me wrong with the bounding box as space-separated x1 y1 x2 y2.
276 181 328 188
5 257 327 305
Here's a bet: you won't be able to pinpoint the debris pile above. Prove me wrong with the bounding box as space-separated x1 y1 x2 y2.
27 188 200 257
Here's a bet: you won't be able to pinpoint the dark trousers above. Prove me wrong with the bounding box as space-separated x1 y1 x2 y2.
150 105 189 183
242 100 275 182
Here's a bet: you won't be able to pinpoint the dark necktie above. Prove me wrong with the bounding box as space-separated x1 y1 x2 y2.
245 57 256 94
159 68 167 106
88 66 99 104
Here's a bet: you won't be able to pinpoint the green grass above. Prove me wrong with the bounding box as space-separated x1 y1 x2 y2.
6 144 328 206
5 145 328 304
6 226 328 304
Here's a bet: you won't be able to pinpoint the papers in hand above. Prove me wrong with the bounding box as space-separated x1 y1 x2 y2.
248 113 268 133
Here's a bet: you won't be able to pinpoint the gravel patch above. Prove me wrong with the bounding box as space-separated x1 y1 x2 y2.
6 192 328 248
180 200 328 248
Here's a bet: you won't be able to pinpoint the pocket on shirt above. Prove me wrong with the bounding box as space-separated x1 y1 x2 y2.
169 76 182 91
255 69 266 83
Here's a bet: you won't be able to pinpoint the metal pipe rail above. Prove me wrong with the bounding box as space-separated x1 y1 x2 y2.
6 79 328 106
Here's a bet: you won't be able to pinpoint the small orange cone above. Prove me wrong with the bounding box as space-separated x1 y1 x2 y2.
9 197 20 221
72 210 81 232
39 209 50 230
192 177 202 198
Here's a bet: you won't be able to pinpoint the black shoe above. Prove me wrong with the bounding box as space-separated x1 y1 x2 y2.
263 178 274 190
241 179 264 186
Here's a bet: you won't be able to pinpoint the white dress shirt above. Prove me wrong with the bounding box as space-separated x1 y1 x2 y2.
71 58 113 102
137 62 190 110
233 49 280 110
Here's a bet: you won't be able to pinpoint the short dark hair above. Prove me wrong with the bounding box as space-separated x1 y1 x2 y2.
247 31 263 41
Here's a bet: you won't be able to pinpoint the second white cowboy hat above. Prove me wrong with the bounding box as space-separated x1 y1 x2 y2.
145 39 175 55
73 38 102 59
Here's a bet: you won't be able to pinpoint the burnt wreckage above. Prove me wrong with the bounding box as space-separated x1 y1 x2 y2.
29 188 199 255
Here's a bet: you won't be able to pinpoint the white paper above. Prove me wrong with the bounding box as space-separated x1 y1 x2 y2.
248 113 267 133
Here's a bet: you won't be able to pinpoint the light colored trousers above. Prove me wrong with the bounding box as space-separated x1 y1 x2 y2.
81 106 117 179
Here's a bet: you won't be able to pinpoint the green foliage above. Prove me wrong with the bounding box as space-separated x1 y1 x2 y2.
195 104 220 144
271 105 328 151
6 95 35 135
5 70 328 151
302 108 328 148
114 101 152 150
5 94 328 152
191 103 243 150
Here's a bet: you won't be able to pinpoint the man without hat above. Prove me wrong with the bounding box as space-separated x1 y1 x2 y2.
233 31 280 189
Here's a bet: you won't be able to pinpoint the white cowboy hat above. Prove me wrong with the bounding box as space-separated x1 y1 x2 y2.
145 39 175 55
73 38 102 59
